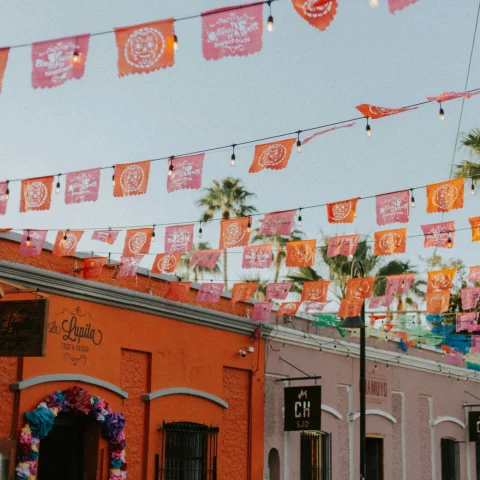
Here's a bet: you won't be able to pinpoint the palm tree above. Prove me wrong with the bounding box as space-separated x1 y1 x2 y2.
453 128 480 179
251 228 304 282
177 242 221 282
196 177 257 288
286 267 323 294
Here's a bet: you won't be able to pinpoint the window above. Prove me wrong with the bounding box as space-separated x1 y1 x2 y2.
268 448 280 480
366 437 384 480
158 422 219 480
441 438 460 480
300 432 331 480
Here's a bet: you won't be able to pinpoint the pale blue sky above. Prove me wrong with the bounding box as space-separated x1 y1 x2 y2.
0 0 479 285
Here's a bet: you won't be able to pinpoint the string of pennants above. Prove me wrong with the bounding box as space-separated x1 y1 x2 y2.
0 0 420 92
0 87 479 219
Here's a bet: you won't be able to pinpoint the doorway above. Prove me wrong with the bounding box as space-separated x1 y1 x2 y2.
37 415 99 480
365 437 384 480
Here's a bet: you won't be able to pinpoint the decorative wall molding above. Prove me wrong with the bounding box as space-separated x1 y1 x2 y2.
321 404 343 420
141 387 228 409
432 416 465 429
10 374 128 399
349 409 397 424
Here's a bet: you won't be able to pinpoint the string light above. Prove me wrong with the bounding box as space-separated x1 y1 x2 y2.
369 0 379 7
267 1 274 32
26 230 31 247
4 181 9 201
72 51 80 63
55 175 61 194
447 232 452 244
168 157 175 177
471 178 475 195
297 208 303 227
63 229 69 242
366 118 372 137
151 225 156 242
198 221 203 239
107 228 113 245
231 144 236 167
247 216 252 233
112 167 116 187
410 189 415 208
173 33 179 51
296 131 302 153
439 103 445 121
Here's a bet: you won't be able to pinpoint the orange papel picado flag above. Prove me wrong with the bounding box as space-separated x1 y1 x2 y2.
327 198 359 224
115 19 175 77
220 218 250 249
426 178 464 213
469 217 480 242
249 138 296 173
52 230 84 257
427 269 456 294
345 277 375 300
232 283 258 303
114 161 151 197
373 228 407 256
286 239 316 268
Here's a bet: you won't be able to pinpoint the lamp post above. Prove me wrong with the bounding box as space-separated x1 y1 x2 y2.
339 259 366 479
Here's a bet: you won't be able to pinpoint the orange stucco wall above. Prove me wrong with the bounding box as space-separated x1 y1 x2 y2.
0 238 265 479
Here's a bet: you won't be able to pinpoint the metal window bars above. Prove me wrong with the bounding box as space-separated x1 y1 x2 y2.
300 432 331 480
155 422 219 480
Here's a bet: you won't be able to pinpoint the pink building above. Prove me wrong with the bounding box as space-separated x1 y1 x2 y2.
264 322 480 480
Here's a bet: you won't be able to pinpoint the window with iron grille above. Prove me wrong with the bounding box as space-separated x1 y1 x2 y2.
441 438 460 480
156 422 219 480
300 432 331 480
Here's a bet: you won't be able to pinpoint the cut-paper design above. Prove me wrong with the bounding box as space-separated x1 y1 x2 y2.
345 277 375 300
427 268 456 293
421 221 455 248
19 230 47 256
426 178 464 213
115 19 174 77
303 123 355 145
220 218 250 249
242 244 272 269
426 291 450 314
167 154 204 192
32 34 90 89
231 282 258 303
123 228 153 257
165 281 191 302
65 168 101 204
327 234 359 258
375 190 409 225
118 255 144 277
266 282 292 300
52 230 84 257
369 296 394 309
356 104 417 119
469 266 480 283
0 182 8 215
388 0 419 14
338 298 363 318
469 217 480 242
0 48 9 93
373 228 406 256
92 230 120 244
114 161 150 197
151 253 181 274
83 257 107 280
456 312 480 333
291 0 338 31
286 239 316 267
252 302 273 321
301 280 330 302
165 224 194 254
277 301 301 317
259 210 296 236
196 283 224 303
385 274 415 297
426 91 471 102
20 177 54 213
189 249 222 270
327 198 359 224
461 287 480 310
202 4 263 61
249 138 296 173
304 301 330 313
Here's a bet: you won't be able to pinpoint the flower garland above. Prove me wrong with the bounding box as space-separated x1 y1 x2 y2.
15 386 127 480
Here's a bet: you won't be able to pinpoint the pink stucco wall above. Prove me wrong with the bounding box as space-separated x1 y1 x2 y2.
265 339 480 479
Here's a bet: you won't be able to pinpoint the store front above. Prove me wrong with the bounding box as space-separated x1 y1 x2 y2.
0 260 265 480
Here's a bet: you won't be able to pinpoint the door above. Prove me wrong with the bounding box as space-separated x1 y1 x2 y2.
365 437 383 480
37 415 99 480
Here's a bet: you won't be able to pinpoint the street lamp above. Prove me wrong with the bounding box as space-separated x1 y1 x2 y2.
339 259 367 479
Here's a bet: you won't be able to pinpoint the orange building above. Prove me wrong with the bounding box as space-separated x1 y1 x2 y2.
0 232 264 479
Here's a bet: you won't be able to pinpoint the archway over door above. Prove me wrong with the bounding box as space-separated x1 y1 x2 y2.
268 448 280 480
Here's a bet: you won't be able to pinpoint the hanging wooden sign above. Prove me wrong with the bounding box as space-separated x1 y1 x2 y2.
0 299 49 356
284 385 321 431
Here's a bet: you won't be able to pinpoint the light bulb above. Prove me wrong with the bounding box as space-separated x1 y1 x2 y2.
410 191 415 208
439 107 445 121
72 51 80 63
198 224 203 239
471 181 475 195
26 233 31 247
173 34 179 51
296 139 302 153
168 158 175 177
366 124 372 137
298 209 303 227
267 15 274 32
247 217 252 233
56 181 60 194
5 182 9 201
231 153 236 167
369 0 379 7
151 230 156 242
112 174 115 187
107 231 113 245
